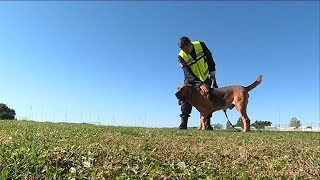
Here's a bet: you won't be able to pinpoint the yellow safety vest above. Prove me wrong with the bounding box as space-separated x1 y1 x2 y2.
179 41 209 82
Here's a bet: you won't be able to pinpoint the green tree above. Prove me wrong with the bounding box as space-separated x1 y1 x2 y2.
289 117 301 128
251 120 272 129
226 121 232 129
235 117 243 128
213 123 224 130
0 103 16 120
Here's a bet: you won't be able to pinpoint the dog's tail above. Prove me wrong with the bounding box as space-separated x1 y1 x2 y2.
245 75 262 92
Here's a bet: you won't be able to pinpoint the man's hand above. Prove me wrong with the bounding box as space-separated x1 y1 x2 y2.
200 83 209 93
209 71 218 88
209 71 216 80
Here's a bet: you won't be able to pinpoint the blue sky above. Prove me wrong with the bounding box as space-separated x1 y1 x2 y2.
0 1 319 128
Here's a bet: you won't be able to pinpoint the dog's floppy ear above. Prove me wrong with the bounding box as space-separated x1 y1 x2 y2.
183 84 195 100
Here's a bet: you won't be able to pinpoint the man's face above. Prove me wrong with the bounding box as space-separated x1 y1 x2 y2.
181 43 193 54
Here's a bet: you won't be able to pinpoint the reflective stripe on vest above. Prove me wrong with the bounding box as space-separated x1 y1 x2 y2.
179 41 209 82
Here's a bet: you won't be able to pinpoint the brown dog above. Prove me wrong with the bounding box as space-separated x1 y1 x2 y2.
175 75 262 132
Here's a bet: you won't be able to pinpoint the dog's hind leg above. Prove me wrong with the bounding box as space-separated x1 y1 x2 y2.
235 100 251 132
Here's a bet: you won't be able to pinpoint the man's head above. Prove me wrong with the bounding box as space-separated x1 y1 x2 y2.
178 36 193 54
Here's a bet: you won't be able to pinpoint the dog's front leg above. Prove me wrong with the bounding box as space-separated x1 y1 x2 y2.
198 116 206 130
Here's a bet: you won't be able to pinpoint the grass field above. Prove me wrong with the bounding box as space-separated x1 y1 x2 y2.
0 120 319 179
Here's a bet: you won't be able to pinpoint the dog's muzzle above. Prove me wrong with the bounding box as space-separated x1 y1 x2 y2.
175 92 185 105
175 92 181 99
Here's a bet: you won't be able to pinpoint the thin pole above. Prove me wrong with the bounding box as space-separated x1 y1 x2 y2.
29 106 32 120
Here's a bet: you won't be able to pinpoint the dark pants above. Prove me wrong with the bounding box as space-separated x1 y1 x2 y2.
180 102 212 119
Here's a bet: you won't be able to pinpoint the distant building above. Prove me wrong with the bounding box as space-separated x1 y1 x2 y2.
265 126 277 131
287 126 298 131
234 127 243 131
297 125 312 131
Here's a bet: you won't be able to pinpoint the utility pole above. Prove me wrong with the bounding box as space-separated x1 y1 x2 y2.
144 112 147 127
53 106 55 122
112 113 115 125
135 115 137 127
29 106 32 120
65 106 68 122
278 111 281 129
41 105 43 121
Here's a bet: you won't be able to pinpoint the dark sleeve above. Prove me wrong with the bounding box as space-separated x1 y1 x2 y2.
200 41 216 72
178 55 200 83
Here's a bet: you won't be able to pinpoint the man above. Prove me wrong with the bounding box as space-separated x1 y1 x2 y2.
177 36 217 130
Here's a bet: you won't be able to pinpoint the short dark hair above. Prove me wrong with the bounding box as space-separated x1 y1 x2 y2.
178 36 191 49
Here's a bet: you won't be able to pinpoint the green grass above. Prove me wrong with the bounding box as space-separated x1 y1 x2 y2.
0 120 319 179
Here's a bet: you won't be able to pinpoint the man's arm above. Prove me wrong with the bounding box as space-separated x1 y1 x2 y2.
178 55 200 83
200 41 216 72
200 41 218 87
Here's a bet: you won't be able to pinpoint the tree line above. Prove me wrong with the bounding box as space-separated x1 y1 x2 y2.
224 117 302 130
0 103 16 120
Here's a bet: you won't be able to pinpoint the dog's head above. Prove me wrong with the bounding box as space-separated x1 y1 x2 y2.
175 84 195 104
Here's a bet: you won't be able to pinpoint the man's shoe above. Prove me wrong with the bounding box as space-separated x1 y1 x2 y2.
205 119 213 130
179 117 188 129
179 124 187 130
205 125 213 130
